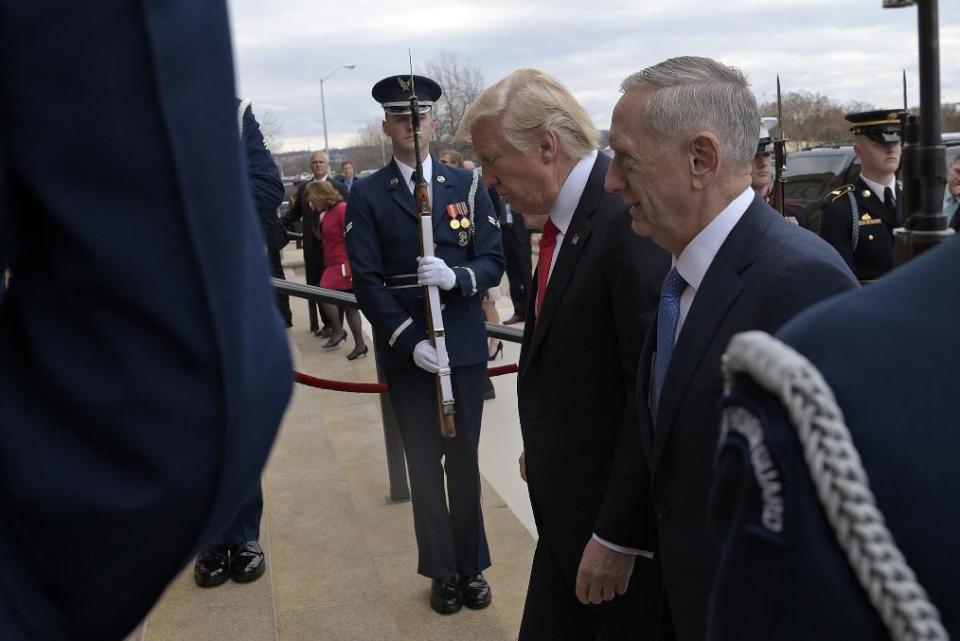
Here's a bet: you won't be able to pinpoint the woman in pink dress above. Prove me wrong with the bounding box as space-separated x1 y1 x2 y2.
304 180 367 359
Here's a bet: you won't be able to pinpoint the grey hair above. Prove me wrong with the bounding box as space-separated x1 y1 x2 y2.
621 56 758 169
457 68 598 159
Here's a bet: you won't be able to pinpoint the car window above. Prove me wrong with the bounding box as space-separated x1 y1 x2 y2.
784 154 849 178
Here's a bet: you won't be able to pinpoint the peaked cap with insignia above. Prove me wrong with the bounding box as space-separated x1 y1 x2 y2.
372 74 442 115
846 109 906 144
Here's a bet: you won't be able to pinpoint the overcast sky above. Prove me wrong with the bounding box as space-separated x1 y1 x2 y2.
226 0 960 153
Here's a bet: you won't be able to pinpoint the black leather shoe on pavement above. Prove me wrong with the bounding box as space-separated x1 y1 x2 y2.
460 573 492 609
430 577 462 614
229 541 266 583
194 545 230 588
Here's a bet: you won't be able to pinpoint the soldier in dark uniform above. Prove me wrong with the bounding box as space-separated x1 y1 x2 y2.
344 74 505 615
192 100 285 589
820 110 906 281
707 235 960 640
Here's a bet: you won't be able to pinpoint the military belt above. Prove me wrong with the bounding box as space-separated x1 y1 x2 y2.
383 273 419 289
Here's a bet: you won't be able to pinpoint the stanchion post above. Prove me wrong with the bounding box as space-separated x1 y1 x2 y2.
371 329 411 503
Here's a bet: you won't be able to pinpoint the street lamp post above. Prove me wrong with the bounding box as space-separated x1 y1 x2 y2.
320 64 356 157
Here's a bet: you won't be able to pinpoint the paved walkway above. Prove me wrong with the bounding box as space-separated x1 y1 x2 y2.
126 260 536 641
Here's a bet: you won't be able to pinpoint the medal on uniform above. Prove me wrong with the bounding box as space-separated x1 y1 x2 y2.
458 231 469 246
450 219 461 229
460 217 470 229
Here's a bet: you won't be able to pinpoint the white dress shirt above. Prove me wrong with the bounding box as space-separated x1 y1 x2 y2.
672 186 755 339
593 185 754 558
859 174 897 205
543 150 598 281
395 154 434 206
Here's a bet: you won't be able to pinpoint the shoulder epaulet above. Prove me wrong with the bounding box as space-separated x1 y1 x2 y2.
827 184 855 202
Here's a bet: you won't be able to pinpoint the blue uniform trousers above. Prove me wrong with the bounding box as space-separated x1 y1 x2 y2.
384 363 490 579
218 484 263 545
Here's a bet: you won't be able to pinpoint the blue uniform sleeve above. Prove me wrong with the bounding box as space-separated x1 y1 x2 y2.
345 183 424 358
241 104 286 253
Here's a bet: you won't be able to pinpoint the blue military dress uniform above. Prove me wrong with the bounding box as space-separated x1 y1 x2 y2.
345 157 504 580
707 237 960 640
0 2 292 639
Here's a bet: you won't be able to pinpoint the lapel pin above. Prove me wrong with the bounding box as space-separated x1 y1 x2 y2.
437 175 446 183
389 177 399 186
571 233 580 245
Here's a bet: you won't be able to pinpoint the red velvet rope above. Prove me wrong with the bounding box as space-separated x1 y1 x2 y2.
294 362 519 393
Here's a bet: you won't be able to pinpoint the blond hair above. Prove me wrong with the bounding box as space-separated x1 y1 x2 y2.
458 68 598 159
304 180 342 211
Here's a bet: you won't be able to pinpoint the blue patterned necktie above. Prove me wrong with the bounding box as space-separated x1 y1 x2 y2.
653 267 687 416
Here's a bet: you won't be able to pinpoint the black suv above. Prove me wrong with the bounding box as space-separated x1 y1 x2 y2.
784 135 960 232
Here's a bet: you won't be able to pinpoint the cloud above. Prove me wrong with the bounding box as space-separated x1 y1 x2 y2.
228 0 960 151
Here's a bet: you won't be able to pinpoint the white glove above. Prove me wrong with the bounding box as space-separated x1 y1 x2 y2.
413 340 440 373
417 256 457 291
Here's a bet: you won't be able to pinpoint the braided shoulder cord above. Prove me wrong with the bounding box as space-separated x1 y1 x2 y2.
722 331 948 641
467 167 480 246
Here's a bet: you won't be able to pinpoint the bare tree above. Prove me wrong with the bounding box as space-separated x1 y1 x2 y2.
350 118 389 169
256 108 284 152
425 52 484 144
759 91 874 147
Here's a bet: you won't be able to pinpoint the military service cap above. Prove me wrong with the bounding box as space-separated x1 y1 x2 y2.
756 117 778 154
846 109 906 144
372 74 442 115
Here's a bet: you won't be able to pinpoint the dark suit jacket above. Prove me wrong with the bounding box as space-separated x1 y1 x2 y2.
518 153 669 588
710 235 960 641
0 3 293 639
600 195 857 641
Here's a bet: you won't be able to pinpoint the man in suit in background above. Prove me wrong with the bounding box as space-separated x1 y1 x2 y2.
600 56 857 641
282 151 347 335
0 2 293 639
499 198 533 325
462 68 669 641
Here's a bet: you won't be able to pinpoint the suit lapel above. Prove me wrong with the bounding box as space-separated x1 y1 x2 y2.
650 197 776 470
636 317 658 463
385 160 417 220
526 155 606 362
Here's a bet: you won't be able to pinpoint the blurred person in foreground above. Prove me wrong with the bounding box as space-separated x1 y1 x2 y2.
461 68 670 641
0 2 292 639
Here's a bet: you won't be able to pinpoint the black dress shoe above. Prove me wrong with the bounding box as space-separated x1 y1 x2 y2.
322 329 348 349
430 577 462 614
502 314 524 325
460 573 492 609
194 545 230 588
229 541 266 583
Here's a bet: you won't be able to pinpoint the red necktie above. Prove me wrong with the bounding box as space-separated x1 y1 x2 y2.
535 219 560 318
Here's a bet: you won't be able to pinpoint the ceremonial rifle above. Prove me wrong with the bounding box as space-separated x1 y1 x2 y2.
408 53 456 439
770 75 788 216
884 0 953 264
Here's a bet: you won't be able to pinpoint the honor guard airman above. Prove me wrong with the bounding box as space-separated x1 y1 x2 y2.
820 109 907 282
344 74 504 614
